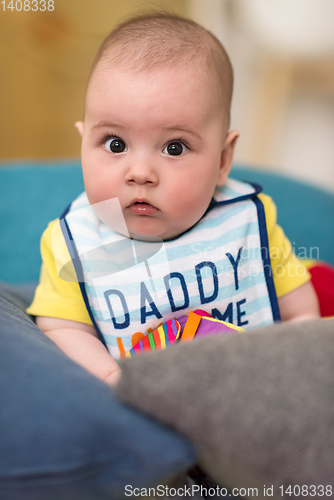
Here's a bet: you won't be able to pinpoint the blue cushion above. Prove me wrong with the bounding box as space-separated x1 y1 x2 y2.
0 285 196 500
232 166 334 267
0 161 84 284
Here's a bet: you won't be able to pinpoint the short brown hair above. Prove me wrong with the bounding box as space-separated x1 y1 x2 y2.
88 13 233 126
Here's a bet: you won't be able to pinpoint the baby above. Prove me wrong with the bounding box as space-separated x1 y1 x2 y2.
27 14 319 386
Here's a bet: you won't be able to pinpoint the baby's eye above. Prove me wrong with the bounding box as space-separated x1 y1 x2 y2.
163 141 188 156
104 138 127 153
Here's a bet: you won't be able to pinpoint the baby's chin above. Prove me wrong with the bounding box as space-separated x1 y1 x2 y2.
123 220 165 241
128 225 184 242
124 212 192 241
130 231 186 243
129 232 164 243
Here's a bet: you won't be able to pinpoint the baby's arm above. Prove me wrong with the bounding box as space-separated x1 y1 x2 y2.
278 281 320 322
36 317 121 386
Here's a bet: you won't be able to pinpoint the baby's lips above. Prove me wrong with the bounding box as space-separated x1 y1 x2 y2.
127 200 159 215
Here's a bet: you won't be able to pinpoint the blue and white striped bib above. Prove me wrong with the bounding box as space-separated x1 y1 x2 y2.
60 178 280 360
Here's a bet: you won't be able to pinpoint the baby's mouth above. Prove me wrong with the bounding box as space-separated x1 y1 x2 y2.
127 200 159 216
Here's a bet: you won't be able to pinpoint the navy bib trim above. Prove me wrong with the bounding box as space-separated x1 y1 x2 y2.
252 195 281 321
209 181 263 209
59 204 107 347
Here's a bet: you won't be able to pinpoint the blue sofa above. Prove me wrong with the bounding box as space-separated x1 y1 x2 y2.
1 160 333 284
0 160 333 499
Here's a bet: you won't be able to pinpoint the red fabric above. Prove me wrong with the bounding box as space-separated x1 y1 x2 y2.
308 262 334 317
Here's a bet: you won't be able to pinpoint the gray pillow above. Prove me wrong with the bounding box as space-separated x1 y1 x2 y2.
116 319 334 496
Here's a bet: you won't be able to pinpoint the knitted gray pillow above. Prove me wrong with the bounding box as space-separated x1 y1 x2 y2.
115 320 334 497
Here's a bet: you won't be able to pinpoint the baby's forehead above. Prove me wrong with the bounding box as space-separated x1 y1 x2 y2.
86 62 224 126
85 64 228 139
88 56 217 102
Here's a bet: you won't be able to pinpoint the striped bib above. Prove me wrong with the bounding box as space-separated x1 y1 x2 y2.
59 178 280 360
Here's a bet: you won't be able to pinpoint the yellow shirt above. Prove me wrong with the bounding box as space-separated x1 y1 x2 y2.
27 193 310 323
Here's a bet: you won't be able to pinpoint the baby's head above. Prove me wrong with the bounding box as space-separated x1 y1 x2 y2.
75 14 239 241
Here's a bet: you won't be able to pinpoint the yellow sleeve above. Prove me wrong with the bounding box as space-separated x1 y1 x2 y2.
258 193 311 298
26 219 93 325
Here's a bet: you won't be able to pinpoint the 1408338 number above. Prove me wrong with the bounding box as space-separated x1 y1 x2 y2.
1 0 54 11
279 485 333 497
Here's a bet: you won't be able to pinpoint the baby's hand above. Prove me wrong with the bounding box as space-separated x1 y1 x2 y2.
36 316 123 386
105 368 122 387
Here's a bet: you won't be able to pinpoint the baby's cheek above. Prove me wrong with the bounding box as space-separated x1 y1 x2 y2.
170 194 205 226
86 174 116 204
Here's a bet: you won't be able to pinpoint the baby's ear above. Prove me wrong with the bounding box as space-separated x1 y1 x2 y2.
217 130 239 187
74 121 84 137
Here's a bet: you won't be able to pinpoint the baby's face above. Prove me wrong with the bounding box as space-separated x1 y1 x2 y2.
77 64 238 240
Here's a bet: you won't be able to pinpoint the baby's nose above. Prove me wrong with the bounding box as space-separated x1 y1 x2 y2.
125 160 158 185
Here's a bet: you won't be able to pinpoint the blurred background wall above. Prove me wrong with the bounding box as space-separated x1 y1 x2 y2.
1 0 334 191
190 0 334 192
0 0 188 160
